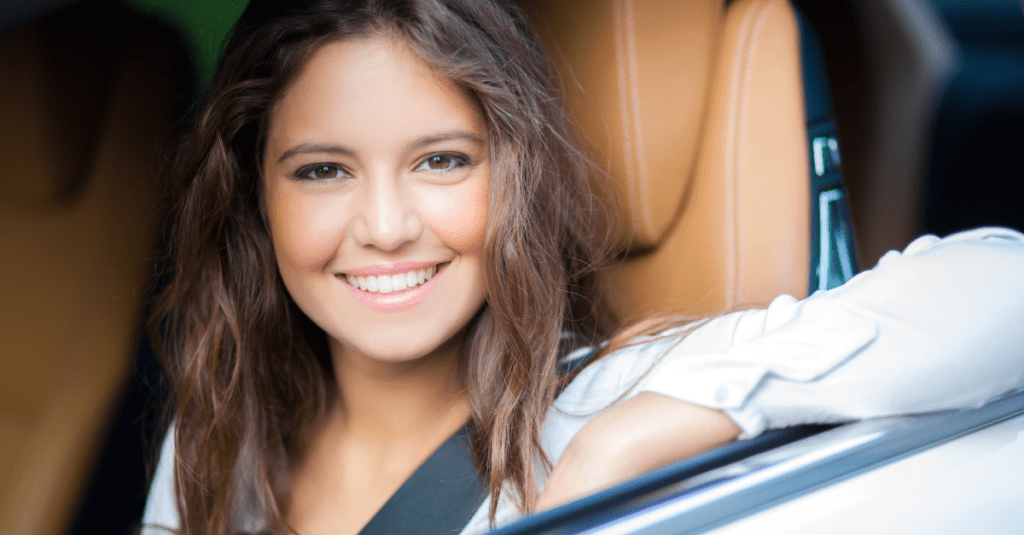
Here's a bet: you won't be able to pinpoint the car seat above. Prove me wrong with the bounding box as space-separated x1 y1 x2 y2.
0 4 179 535
516 0 858 321
0 1 859 533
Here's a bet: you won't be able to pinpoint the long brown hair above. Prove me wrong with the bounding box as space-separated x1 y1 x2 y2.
151 0 674 532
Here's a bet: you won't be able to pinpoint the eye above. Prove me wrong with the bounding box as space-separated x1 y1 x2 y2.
295 163 348 181
415 153 470 173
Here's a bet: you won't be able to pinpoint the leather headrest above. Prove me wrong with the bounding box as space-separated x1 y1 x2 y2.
0 15 113 208
519 0 723 250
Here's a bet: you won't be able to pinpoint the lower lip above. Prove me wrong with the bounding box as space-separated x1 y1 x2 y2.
340 264 447 312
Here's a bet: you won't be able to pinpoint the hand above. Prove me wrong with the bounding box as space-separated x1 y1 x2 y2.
535 392 741 511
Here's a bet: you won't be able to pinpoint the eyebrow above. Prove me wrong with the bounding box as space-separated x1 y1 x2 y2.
277 143 355 163
275 130 485 164
408 130 486 150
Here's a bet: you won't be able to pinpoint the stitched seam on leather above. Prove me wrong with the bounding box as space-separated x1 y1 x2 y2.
733 0 778 299
726 3 761 306
624 0 654 240
737 0 781 302
613 0 640 242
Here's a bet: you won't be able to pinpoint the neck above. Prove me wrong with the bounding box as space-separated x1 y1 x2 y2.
327 334 471 446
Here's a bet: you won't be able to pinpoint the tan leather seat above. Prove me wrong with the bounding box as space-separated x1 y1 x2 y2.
0 1 817 531
519 0 812 321
0 6 176 535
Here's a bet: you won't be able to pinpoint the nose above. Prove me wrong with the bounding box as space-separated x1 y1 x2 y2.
350 173 423 251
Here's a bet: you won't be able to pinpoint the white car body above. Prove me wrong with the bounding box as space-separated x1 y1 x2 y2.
494 390 1024 534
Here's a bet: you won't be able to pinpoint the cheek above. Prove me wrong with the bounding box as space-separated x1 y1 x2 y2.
421 178 489 253
267 188 348 270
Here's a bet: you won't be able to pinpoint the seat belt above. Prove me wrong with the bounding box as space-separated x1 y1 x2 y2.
358 346 599 534
359 423 487 535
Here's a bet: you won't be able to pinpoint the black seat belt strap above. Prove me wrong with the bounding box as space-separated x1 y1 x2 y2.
359 423 488 535
359 345 600 534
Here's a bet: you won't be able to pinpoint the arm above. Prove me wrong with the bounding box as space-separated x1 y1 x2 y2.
724 228 1024 435
633 227 1024 438
540 228 1024 508
537 393 739 510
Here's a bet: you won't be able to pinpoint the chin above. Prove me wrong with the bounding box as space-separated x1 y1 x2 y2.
330 324 466 365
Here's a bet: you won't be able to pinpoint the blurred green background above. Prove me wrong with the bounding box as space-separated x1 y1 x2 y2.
125 0 250 87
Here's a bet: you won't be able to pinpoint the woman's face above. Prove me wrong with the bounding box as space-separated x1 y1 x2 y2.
262 36 489 364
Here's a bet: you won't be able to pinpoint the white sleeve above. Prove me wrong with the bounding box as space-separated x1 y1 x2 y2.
723 227 1024 437
559 227 1024 439
141 423 180 533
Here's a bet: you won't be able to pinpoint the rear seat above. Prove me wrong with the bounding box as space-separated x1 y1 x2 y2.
0 4 181 534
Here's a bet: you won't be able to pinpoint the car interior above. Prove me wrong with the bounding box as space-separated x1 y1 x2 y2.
1 1 1021 534
0 2 187 534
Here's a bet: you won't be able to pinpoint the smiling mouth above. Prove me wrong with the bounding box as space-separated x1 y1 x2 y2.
340 262 449 293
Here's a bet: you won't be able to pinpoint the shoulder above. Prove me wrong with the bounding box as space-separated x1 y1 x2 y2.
539 314 750 459
141 422 179 533
141 421 268 533
552 306 780 413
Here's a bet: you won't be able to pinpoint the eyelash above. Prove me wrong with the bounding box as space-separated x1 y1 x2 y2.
293 153 471 181
414 152 471 174
294 163 349 181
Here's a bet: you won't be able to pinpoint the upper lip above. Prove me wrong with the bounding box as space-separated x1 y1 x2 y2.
340 261 448 277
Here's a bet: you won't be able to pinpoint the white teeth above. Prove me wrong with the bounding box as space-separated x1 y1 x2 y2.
345 264 442 293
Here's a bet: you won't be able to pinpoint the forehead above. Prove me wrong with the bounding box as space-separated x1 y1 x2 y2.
266 36 485 154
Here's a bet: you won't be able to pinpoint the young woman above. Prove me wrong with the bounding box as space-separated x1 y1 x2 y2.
142 0 1024 534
